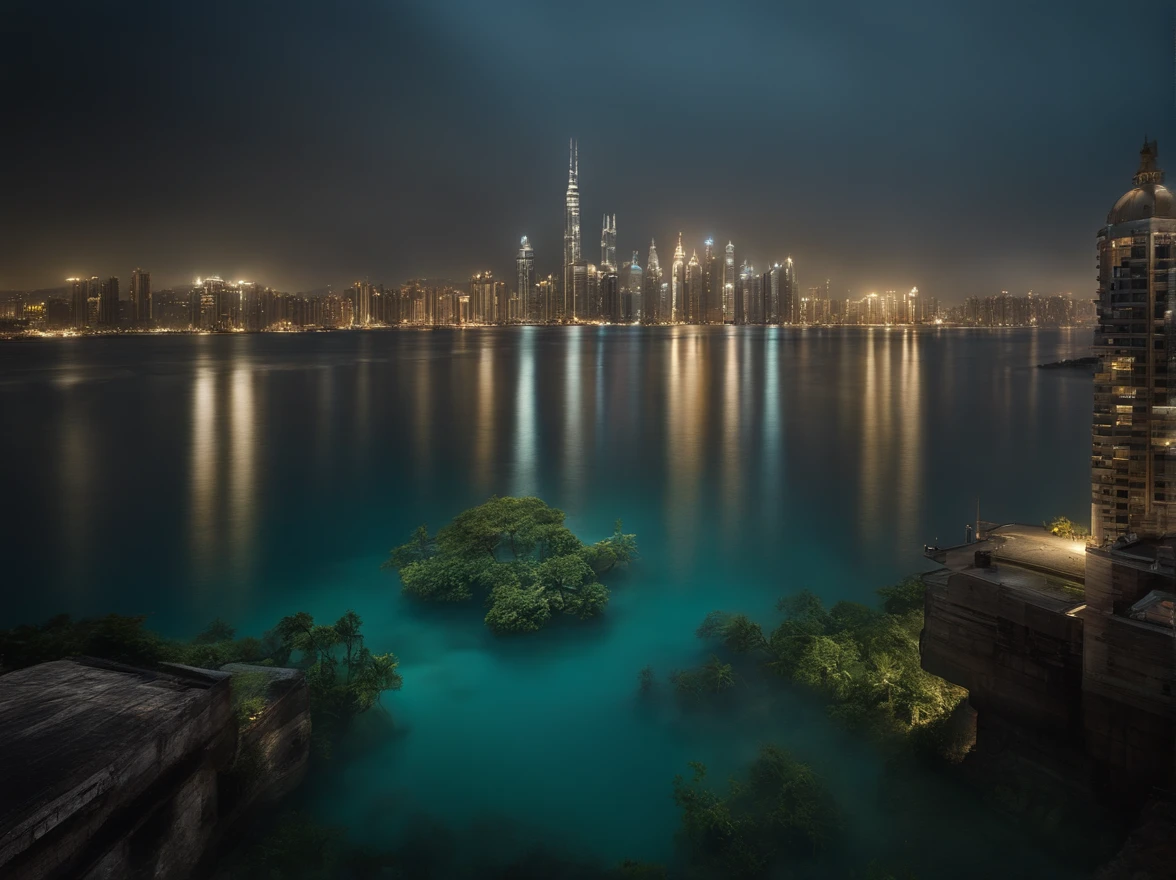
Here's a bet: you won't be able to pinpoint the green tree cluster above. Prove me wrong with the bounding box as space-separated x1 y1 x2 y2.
1046 515 1089 540
696 580 966 739
384 496 636 634
672 745 841 879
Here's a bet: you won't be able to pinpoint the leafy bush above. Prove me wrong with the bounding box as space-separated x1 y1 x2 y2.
384 496 635 634
673 746 841 878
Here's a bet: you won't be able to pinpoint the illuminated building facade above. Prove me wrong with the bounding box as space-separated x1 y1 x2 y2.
98 276 119 326
516 236 536 321
600 214 616 272
723 242 735 322
624 252 642 321
671 233 685 323
642 240 662 324
130 269 151 324
564 139 586 320
685 250 702 323
1092 139 1176 542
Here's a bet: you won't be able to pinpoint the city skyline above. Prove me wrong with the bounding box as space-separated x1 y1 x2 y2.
2 1 1173 295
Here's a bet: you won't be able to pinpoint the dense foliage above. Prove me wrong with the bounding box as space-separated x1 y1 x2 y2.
672 745 841 879
385 496 636 633
1046 515 1089 540
694 580 966 745
0 609 401 742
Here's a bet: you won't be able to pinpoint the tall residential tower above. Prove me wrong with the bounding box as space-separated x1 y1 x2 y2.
1092 139 1176 542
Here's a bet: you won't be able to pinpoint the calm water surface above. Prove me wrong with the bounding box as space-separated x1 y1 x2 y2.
0 327 1096 876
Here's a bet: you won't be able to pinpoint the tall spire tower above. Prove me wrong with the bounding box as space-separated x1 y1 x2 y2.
671 233 686 323
563 139 586 319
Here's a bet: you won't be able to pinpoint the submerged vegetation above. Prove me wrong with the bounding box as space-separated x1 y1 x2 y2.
0 609 400 743
689 578 968 755
384 496 636 633
673 745 841 879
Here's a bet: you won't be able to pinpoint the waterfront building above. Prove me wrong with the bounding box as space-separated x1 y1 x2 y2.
702 239 722 324
781 257 798 324
536 273 559 324
516 236 536 322
723 242 736 322
671 233 686 323
130 268 151 324
1093 138 1176 542
624 252 642 321
685 251 703 324
600 267 620 323
470 271 500 324
68 276 96 329
642 240 662 324
564 139 583 320
98 276 119 326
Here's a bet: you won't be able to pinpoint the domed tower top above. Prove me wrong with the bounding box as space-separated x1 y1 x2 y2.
1108 138 1175 224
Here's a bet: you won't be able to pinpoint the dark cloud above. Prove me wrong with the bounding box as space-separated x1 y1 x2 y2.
1 0 1171 298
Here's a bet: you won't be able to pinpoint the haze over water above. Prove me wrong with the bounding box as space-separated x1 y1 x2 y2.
0 327 1097 876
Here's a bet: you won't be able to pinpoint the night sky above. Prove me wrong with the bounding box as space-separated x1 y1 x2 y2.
3 0 1174 299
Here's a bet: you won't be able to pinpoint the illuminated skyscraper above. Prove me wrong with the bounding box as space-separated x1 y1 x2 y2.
1092 139 1176 541
564 139 586 320
600 214 616 272
781 257 798 324
98 276 119 326
702 239 721 324
516 236 536 321
643 240 662 324
723 242 736 322
671 233 686 323
68 276 96 329
736 261 757 325
625 251 642 321
686 250 703 324
470 271 499 323
586 263 600 319
353 281 372 326
130 268 151 324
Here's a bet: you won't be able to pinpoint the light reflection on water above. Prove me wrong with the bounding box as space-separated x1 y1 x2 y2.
0 327 1098 876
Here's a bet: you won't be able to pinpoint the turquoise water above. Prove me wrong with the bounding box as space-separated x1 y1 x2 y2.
0 327 1098 876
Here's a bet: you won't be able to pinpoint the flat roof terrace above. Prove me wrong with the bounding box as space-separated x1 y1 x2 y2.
927 523 1087 609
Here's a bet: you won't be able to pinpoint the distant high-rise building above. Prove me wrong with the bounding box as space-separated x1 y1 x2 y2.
702 240 722 324
642 240 662 324
1092 139 1176 541
586 263 600 319
600 214 616 272
686 250 703 324
130 268 151 324
671 233 686 323
624 251 642 322
98 276 119 326
736 262 758 325
67 276 96 329
723 242 736 322
536 273 559 323
601 266 620 323
353 281 372 326
564 139 585 320
516 236 536 321
470 272 500 323
781 257 798 324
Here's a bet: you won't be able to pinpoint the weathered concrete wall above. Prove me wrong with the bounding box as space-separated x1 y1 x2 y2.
921 568 1084 735
0 657 310 880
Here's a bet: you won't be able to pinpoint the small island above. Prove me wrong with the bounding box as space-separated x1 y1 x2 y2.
384 496 636 634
